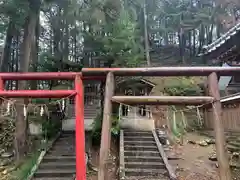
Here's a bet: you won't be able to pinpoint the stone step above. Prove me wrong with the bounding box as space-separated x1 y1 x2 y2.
84 116 96 119
39 162 75 170
84 108 99 111
84 113 98 116
125 177 170 180
123 130 152 133
124 137 155 142
52 145 75 150
50 146 75 151
84 115 97 119
228 141 240 148
33 178 74 180
59 134 75 138
226 135 240 142
53 140 75 145
125 168 168 177
61 131 75 135
58 136 75 139
227 145 240 152
34 169 75 178
125 162 165 169
55 141 75 144
48 146 75 151
84 112 97 115
124 131 153 137
42 156 75 163
124 145 158 151
55 138 75 142
84 110 97 113
53 142 75 146
49 146 75 151
84 109 98 112
47 151 75 156
125 156 163 163
124 141 156 146
124 150 160 157
59 136 74 140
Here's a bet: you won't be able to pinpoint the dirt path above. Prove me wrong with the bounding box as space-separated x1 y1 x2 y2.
87 140 118 180
167 133 219 180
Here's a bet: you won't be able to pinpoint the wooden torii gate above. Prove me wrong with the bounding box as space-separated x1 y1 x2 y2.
90 67 240 180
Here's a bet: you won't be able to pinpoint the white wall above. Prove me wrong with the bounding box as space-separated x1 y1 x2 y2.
62 118 94 131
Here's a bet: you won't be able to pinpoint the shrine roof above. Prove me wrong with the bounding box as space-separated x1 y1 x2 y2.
199 22 240 58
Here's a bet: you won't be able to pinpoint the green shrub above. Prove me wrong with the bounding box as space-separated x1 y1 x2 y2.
91 113 120 146
42 117 61 140
164 77 203 96
91 113 103 146
111 115 120 136
41 106 62 140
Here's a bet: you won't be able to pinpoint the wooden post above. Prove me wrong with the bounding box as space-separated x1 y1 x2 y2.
98 72 115 180
204 83 209 128
111 96 214 105
0 77 4 90
0 77 4 105
208 72 231 180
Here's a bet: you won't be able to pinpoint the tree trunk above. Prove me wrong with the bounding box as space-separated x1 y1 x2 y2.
1 20 15 72
198 25 205 54
14 0 41 161
63 10 69 62
193 29 196 56
143 0 151 66
15 35 20 90
178 28 186 65
30 16 40 90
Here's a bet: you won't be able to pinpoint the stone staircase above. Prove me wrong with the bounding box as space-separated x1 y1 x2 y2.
63 105 100 131
33 131 76 180
120 129 172 180
201 131 240 153
85 105 100 130
224 133 240 154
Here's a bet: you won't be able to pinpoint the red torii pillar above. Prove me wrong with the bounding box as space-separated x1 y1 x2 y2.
75 75 86 180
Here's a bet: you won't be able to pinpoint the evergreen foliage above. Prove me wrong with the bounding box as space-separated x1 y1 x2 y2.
0 0 239 161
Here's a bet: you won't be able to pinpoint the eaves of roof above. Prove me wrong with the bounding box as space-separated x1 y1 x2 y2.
198 22 240 56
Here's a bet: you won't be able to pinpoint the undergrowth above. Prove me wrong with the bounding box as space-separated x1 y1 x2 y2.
10 151 40 180
151 77 205 143
91 112 120 146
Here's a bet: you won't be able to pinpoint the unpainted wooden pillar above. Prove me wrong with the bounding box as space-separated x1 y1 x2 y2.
204 83 210 128
0 77 4 105
98 72 115 180
208 72 231 180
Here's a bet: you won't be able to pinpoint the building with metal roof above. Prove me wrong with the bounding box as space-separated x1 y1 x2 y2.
199 22 240 66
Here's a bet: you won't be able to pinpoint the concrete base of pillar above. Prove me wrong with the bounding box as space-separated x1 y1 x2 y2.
120 117 155 131
62 118 94 131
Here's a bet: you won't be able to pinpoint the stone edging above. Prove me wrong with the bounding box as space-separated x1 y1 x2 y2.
119 130 125 180
152 130 177 180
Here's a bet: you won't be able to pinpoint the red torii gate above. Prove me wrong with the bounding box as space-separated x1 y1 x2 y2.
0 72 102 180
